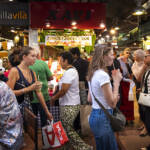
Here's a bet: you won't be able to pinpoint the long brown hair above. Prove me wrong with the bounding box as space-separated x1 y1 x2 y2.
87 43 113 81
19 46 34 60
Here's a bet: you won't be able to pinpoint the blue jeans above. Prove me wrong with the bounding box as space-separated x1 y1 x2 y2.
89 109 118 150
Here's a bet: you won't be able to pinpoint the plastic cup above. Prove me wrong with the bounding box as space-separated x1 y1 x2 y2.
36 81 42 92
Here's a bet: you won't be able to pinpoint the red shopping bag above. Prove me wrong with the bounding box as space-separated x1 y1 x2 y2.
53 121 69 145
42 120 68 149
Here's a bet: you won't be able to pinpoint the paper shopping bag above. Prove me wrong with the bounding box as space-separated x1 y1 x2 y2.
80 105 93 136
128 80 135 101
42 120 62 149
53 121 69 145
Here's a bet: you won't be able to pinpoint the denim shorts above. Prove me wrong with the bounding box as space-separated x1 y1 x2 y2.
89 109 118 150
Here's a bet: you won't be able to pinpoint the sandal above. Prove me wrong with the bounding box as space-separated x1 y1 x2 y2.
140 145 150 150
139 132 148 137
137 126 144 131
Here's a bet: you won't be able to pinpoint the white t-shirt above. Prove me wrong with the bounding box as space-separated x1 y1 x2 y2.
89 69 112 109
59 68 80 106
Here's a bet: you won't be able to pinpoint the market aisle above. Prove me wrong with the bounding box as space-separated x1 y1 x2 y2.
117 100 150 150
22 100 150 150
21 131 95 150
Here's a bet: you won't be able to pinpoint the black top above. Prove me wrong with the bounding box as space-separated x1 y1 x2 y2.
72 57 89 88
0 74 8 82
72 57 89 81
107 58 121 77
14 67 35 104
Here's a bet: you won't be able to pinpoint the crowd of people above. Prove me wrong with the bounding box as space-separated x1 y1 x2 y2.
0 44 150 150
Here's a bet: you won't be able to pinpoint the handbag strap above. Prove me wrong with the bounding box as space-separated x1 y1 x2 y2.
143 70 150 93
89 82 113 120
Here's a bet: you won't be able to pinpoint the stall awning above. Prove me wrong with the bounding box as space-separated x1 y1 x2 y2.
30 2 106 29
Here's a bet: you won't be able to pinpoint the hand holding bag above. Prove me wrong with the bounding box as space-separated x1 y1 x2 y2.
42 120 69 149
90 83 126 132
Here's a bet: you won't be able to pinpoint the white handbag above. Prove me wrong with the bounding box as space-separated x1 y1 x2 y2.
138 92 150 107
138 71 150 107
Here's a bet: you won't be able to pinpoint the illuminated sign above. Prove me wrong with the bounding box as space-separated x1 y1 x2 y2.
45 35 92 46
0 3 29 26
31 2 105 29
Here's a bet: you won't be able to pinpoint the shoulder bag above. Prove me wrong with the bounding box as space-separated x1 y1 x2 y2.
90 83 126 132
139 70 150 107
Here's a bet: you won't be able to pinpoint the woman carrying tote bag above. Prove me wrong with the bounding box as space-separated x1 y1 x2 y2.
87 43 122 150
51 52 93 150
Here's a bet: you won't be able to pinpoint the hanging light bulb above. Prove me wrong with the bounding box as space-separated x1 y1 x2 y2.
132 6 147 16
110 29 116 35
114 27 120 30
45 22 51 28
71 21 77 26
14 35 20 43
45 19 51 28
99 22 105 29
132 0 147 16
72 26 77 29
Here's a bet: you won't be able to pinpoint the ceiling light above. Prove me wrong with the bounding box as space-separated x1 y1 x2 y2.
104 28 107 32
106 35 110 38
72 26 77 29
14 35 19 43
110 29 116 35
9 0 13 1
99 23 105 29
71 21 77 26
132 6 147 16
115 27 120 30
11 29 15 33
45 22 51 28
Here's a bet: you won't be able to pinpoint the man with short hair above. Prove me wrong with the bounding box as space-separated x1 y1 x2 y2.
70 47 89 87
70 47 89 131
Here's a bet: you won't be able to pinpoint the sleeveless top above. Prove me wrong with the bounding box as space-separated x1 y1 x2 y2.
14 67 35 104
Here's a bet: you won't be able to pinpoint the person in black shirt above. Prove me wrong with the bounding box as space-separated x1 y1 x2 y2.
70 47 89 131
107 50 121 77
70 47 89 87
107 50 122 108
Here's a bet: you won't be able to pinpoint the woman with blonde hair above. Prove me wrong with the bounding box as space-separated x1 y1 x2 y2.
87 43 122 150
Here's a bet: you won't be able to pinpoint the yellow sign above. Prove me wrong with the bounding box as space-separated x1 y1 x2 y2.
45 35 92 46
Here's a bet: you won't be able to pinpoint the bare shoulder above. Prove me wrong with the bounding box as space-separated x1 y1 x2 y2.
10 67 18 73
8 67 19 78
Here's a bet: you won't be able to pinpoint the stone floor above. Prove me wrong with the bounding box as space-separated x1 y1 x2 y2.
117 100 150 150
22 100 150 150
